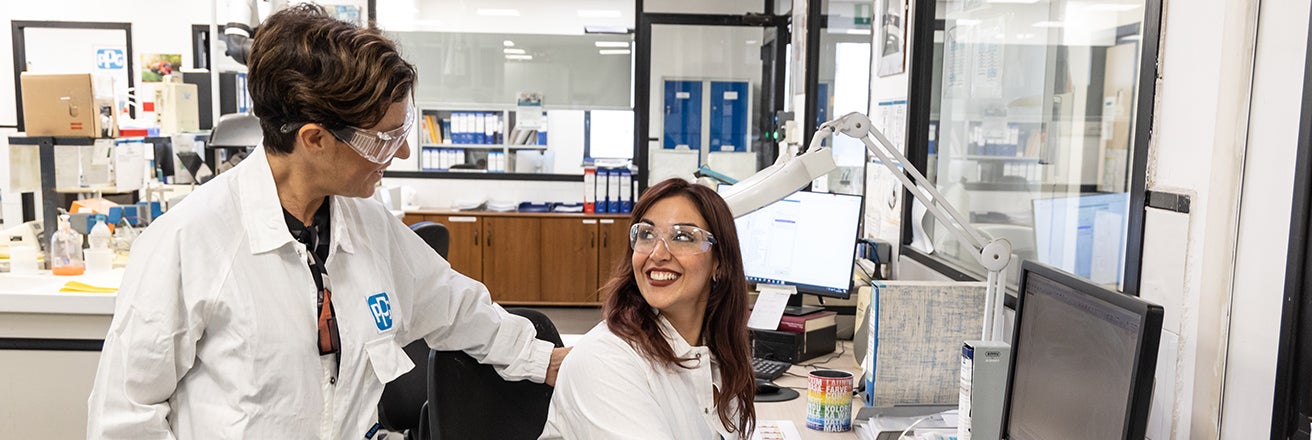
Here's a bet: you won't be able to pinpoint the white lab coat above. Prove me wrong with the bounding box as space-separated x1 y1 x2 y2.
540 314 741 440
87 147 553 439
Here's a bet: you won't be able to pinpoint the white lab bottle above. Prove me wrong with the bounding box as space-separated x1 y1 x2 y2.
50 215 85 276
85 218 114 273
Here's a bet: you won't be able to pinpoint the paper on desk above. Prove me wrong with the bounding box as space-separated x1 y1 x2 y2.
60 281 118 293
750 420 802 440
747 285 791 330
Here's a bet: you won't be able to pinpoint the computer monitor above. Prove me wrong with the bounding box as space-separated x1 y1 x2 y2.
148 137 175 181
1032 192 1131 286
1001 260 1163 440
731 190 863 299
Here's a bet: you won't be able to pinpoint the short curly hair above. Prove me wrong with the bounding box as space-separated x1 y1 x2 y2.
246 3 416 154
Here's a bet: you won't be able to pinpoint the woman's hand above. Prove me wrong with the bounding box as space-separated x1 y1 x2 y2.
546 347 573 387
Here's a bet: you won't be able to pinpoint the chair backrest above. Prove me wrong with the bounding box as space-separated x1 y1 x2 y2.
410 221 450 259
427 308 564 440
373 221 455 437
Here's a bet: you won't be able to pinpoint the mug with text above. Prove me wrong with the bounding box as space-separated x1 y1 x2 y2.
806 369 853 432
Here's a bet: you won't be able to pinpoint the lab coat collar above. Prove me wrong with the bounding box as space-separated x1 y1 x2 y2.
238 147 356 255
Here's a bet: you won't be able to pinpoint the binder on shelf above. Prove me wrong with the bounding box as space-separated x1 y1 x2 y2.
606 167 620 213
584 166 597 213
619 168 633 213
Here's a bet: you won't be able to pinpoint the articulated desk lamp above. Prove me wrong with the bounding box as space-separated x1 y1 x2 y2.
719 112 1013 342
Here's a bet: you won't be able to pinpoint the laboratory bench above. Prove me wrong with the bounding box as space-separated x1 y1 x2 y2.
403 210 631 306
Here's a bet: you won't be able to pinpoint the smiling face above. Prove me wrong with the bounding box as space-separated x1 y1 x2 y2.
633 195 720 321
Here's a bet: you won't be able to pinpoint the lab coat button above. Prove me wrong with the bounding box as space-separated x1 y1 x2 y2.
329 377 336 385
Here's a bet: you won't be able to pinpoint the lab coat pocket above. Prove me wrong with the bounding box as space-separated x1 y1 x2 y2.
365 337 415 384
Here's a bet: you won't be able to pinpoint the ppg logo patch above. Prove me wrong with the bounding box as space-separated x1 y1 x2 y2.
367 293 393 332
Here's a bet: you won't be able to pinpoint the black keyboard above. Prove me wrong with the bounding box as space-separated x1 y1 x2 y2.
752 357 791 380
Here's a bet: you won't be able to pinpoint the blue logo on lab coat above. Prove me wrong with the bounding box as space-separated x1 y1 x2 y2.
95 49 126 70
367 293 393 331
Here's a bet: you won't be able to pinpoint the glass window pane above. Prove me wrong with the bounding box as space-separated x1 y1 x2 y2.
646 24 768 185
924 0 1146 291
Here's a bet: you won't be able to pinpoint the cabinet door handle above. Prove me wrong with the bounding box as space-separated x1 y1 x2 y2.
487 230 492 247
474 230 479 246
602 231 609 248
590 232 596 248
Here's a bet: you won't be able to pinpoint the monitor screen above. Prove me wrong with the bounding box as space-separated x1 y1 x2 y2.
731 190 863 298
1032 192 1130 286
1002 261 1163 440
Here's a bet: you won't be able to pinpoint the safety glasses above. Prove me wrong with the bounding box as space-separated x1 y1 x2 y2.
327 104 415 164
630 223 717 256
280 103 416 164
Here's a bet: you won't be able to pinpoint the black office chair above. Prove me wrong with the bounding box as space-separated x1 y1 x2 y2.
427 308 564 440
376 221 453 439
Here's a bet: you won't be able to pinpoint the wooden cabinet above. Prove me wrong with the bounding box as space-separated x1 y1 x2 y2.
539 219 600 303
402 211 629 305
596 218 631 303
483 216 541 303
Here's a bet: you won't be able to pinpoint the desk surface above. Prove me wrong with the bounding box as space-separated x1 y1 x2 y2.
754 340 863 439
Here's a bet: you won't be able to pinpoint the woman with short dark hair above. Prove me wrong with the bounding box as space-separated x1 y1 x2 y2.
87 5 567 438
542 178 756 439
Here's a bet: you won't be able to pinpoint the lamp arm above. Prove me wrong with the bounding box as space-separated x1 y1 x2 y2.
826 112 1012 341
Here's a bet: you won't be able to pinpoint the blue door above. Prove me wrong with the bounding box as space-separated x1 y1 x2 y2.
709 81 749 152
816 82 830 126
663 80 702 150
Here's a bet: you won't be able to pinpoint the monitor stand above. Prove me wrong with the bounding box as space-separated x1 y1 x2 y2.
774 285 823 316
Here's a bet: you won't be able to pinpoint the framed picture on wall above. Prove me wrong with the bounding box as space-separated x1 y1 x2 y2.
875 0 907 77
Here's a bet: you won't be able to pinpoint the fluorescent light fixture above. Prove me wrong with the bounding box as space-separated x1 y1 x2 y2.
503 40 515 47
1017 33 1037 39
1120 34 1142 41
503 48 526 54
1089 3 1142 11
584 25 632 34
985 0 1039 3
746 40 759 45
476 8 520 16
505 54 533 60
1033 21 1065 28
598 49 631 55
956 19 982 26
845 29 872 35
594 41 630 48
578 9 621 18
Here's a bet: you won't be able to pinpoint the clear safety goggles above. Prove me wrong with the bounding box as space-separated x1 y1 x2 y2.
281 104 416 164
630 223 717 256
327 104 416 164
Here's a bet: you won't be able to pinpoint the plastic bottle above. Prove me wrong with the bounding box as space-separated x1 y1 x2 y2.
50 215 86 276
85 216 114 273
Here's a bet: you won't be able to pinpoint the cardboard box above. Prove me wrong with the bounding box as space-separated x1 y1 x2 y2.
20 73 117 137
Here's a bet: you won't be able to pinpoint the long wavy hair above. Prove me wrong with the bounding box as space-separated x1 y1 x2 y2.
601 178 755 434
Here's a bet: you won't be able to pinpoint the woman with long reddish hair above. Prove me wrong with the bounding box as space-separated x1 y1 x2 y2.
541 178 755 439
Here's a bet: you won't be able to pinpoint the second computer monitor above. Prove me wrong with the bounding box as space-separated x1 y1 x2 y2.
733 190 863 299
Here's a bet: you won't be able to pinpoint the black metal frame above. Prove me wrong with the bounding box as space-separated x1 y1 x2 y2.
1272 5 1312 438
11 20 135 131
635 9 791 192
900 0 1165 296
9 136 96 247
0 338 103 351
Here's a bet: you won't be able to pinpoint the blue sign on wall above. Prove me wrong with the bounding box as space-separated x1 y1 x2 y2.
95 48 126 70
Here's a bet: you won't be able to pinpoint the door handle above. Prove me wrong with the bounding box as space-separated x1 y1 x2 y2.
590 232 596 248
474 230 479 246
601 231 608 248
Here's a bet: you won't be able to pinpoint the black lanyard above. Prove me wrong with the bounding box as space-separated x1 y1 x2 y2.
284 198 340 357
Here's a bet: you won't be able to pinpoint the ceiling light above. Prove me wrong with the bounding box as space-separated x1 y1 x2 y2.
1120 34 1142 41
504 48 526 54
505 54 533 60
476 9 520 16
578 9 621 18
503 40 515 47
598 49 631 55
985 0 1040 3
1033 21 1065 28
746 40 758 45
846 29 872 35
594 41 630 48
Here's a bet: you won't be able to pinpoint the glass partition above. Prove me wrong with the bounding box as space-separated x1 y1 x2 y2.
377 1 637 177
920 0 1149 291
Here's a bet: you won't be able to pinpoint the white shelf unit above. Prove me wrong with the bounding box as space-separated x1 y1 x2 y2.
418 108 550 172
